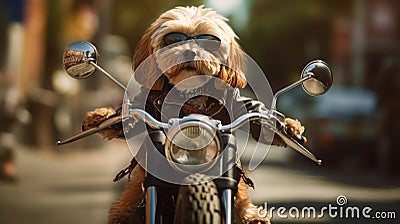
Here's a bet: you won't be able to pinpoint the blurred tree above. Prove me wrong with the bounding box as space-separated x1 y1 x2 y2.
106 1 357 92
0 2 7 70
242 0 335 92
63 0 98 43
111 0 205 53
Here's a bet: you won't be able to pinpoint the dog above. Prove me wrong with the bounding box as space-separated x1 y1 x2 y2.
83 6 306 224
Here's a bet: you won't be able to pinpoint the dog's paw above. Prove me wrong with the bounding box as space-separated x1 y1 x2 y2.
82 107 116 130
284 118 305 137
82 107 123 140
271 118 306 147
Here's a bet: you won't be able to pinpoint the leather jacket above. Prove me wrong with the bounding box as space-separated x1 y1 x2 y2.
127 77 276 145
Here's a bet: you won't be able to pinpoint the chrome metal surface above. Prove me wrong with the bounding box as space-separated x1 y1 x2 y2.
62 41 98 79
164 119 221 165
166 115 220 150
222 189 233 224
89 61 127 91
301 60 333 96
62 41 127 90
56 116 122 145
270 74 312 111
219 112 277 132
146 186 157 224
220 111 321 164
275 129 322 165
128 109 169 130
270 60 333 111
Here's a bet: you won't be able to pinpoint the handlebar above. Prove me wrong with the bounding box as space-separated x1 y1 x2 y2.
220 112 281 132
128 109 169 130
127 109 321 164
57 108 321 165
220 111 321 165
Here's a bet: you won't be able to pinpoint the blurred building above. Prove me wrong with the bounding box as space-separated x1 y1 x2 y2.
319 0 400 173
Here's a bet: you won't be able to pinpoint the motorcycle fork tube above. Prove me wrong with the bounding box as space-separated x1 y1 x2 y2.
222 189 234 224
146 186 157 224
144 130 165 224
220 133 237 224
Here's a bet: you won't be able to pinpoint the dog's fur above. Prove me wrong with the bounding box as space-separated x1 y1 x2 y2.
129 6 266 223
111 6 270 223
83 6 306 224
132 6 246 91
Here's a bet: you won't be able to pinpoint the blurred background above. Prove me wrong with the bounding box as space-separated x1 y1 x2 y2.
0 0 399 223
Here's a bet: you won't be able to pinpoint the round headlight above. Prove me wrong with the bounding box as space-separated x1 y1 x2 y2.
165 120 221 166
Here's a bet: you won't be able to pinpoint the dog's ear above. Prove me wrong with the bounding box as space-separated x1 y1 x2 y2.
217 40 247 89
132 24 164 90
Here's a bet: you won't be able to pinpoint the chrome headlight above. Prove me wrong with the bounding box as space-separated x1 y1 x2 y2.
165 115 221 166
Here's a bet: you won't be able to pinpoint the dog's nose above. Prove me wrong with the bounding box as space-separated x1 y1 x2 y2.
183 50 196 60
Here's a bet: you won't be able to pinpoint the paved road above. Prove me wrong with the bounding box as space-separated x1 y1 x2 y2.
0 139 399 224
0 140 131 224
247 149 400 223
243 135 400 223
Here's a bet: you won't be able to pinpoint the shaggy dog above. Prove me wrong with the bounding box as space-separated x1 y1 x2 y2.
83 6 305 224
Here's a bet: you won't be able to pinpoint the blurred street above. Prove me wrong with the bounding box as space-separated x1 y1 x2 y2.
248 148 400 223
0 141 131 224
0 139 398 224
1 1 400 224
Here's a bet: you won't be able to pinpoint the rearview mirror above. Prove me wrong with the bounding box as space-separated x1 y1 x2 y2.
62 41 99 79
62 41 127 91
271 59 333 111
301 60 333 96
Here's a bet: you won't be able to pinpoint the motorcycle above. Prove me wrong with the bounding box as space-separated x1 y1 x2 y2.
57 41 333 223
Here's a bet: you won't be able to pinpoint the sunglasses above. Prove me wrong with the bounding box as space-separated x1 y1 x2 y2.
163 32 221 51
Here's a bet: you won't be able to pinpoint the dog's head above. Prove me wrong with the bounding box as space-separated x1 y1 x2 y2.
133 6 246 91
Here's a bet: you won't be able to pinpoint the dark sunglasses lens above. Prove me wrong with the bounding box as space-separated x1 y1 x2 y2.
164 33 187 46
195 35 220 51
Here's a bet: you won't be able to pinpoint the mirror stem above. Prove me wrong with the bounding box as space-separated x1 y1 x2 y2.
270 73 313 112
90 61 127 91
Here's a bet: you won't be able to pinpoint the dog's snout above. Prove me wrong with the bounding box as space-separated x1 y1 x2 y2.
183 50 196 60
